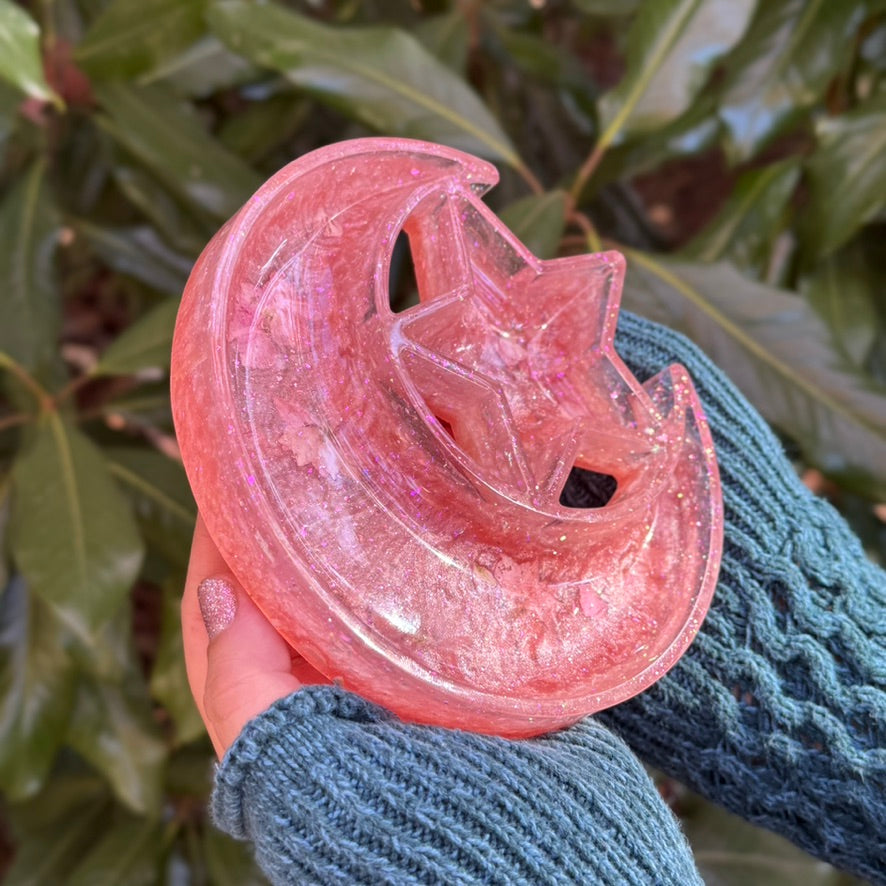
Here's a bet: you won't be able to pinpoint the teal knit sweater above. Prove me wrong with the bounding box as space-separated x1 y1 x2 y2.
211 313 886 885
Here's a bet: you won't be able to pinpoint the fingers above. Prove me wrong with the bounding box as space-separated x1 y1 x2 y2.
181 517 300 758
182 516 227 752
199 574 302 756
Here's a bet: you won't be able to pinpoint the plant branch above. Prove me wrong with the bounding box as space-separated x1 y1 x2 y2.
0 412 31 432
569 141 607 205
0 352 53 411
53 372 94 407
568 208 603 253
515 161 545 196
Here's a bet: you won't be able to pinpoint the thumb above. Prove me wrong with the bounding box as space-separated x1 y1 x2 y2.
198 575 302 758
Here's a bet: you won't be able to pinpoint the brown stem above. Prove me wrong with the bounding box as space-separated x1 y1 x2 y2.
53 372 93 407
0 413 31 432
568 208 603 253
515 161 545 196
0 353 53 412
569 141 606 205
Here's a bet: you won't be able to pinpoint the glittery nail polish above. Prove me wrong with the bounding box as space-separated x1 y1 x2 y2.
197 576 238 639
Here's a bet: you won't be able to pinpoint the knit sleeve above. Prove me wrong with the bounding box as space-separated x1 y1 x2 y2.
587 311 886 884
212 685 701 885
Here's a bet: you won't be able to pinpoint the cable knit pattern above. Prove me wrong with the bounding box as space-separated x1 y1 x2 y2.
593 312 886 884
212 312 885 884
214 686 702 885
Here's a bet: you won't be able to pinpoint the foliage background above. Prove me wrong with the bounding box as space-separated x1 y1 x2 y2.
0 0 884 882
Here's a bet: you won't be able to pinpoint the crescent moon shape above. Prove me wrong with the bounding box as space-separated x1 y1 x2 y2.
171 138 723 737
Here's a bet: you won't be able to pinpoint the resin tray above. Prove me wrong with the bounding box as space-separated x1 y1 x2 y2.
171 138 723 737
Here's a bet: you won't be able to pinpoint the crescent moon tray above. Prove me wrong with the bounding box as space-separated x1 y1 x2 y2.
171 137 723 737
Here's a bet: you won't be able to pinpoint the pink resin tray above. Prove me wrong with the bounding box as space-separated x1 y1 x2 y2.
171 138 723 737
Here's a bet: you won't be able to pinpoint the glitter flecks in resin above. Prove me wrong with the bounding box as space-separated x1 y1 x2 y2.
171 138 724 737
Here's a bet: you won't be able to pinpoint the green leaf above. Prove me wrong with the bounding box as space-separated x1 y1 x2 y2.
76 221 194 295
217 92 308 164
717 0 868 162
111 161 212 257
208 0 521 168
572 0 642 14
859 17 886 74
203 824 268 886
0 577 76 800
683 793 852 885
75 0 207 80
104 445 196 568
67 674 166 814
597 0 755 145
9 416 144 637
151 584 204 744
164 743 213 798
801 240 881 369
5 792 110 886
414 9 469 73
94 80 262 221
94 384 175 432
67 814 165 886
621 252 886 492
0 0 60 105
803 94 886 257
93 300 179 376
9 764 109 833
53 114 114 217
0 78 21 156
682 158 801 274
0 480 10 591
593 95 721 190
0 159 60 381
490 22 594 94
70 603 140 686
137 34 262 98
499 190 568 259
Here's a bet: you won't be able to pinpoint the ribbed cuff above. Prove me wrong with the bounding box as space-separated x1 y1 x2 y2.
213 685 701 885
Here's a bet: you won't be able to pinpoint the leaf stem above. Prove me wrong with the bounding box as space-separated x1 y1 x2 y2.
572 0 704 203
0 352 53 411
569 209 603 253
76 394 169 425
54 372 93 407
569 141 607 205
515 162 545 196
39 0 57 47
0 413 31 432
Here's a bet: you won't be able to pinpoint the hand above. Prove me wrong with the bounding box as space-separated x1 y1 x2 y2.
181 516 327 758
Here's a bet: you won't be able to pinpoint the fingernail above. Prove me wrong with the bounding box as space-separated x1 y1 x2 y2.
197 576 238 639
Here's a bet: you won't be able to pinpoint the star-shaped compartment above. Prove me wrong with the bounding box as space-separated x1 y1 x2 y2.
390 194 678 510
